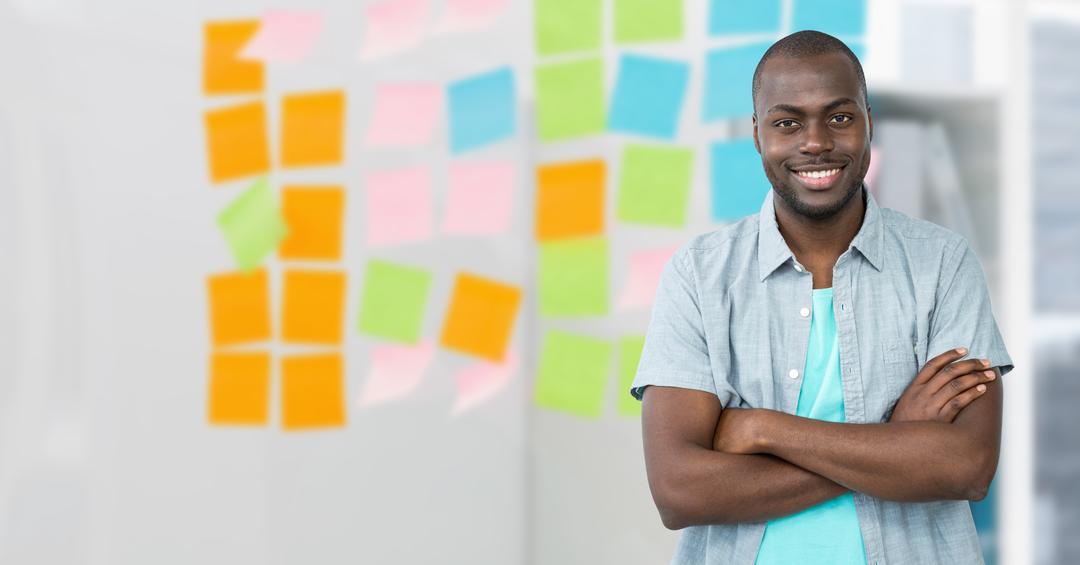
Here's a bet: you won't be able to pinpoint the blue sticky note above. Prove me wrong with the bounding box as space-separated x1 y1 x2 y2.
703 42 770 122
710 138 771 221
608 54 690 139
709 0 781 36
448 67 516 153
792 0 867 37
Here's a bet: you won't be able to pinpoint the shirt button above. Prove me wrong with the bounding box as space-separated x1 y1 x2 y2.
788 369 799 379
799 307 810 318
794 263 805 273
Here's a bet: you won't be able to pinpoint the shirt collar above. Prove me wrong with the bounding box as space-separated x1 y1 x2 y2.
757 186 884 282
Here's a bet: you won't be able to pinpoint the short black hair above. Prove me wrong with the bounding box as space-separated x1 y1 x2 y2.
751 30 868 114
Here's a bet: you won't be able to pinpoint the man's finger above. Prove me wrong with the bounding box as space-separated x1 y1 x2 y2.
915 347 968 384
930 369 996 409
927 358 990 394
938 383 988 422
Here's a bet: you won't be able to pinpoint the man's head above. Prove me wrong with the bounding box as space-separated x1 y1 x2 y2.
751 31 872 221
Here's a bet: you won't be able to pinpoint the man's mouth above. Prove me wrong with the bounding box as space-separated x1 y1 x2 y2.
790 165 845 189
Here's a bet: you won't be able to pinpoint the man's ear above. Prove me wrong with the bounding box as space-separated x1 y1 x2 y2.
867 106 873 142
752 114 761 154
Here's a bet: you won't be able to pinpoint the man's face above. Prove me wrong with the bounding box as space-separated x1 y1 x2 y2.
752 52 873 220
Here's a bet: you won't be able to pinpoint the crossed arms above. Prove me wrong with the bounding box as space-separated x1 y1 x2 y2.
641 349 1003 530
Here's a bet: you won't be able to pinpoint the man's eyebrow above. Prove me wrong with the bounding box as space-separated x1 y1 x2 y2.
766 97 859 116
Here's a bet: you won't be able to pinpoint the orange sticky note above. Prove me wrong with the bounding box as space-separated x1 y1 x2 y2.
282 353 346 430
204 102 271 183
207 269 271 346
203 20 264 95
439 273 522 361
208 351 270 425
535 159 605 241
279 186 345 260
281 90 346 168
282 269 345 344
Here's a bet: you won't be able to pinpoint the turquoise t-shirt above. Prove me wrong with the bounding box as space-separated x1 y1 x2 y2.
754 288 867 565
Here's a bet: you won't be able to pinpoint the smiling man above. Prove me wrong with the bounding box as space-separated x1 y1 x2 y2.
631 31 1013 564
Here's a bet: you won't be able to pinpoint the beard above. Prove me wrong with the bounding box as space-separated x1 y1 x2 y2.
769 173 863 221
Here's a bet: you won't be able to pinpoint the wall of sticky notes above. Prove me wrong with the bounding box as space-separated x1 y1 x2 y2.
0 0 886 563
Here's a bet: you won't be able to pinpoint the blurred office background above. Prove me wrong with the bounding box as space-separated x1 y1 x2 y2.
0 0 1074 563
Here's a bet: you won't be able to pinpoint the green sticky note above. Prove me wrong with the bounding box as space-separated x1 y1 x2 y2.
535 58 606 142
615 0 684 44
617 144 694 227
535 330 613 418
358 259 433 343
539 237 609 316
217 177 287 271
618 335 646 417
535 0 602 55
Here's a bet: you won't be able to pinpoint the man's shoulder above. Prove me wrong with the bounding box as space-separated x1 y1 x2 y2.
676 215 759 258
878 207 969 254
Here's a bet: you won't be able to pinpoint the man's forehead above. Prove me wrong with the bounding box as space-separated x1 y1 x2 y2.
757 53 863 111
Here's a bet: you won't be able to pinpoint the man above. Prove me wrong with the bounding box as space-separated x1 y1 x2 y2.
631 31 1013 565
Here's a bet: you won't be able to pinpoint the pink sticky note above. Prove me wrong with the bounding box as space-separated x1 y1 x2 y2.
435 0 508 34
365 167 433 247
618 246 679 311
364 83 442 147
358 341 436 407
451 353 518 416
359 0 428 60
240 11 324 64
442 161 515 236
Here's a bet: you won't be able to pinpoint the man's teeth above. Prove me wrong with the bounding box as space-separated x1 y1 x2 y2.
796 168 840 179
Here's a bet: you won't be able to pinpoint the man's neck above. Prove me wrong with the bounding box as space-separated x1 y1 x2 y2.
774 186 867 288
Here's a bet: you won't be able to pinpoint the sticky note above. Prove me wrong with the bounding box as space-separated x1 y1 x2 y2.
281 353 345 430
279 185 345 260
710 138 771 221
617 246 678 310
442 161 515 236
239 11 323 64
703 42 770 121
436 0 508 33
609 54 690 139
448 67 516 153
535 159 605 241
792 0 867 37
364 83 442 147
708 0 781 36
357 341 436 407
204 101 271 183
535 58 606 142
617 144 694 227
282 269 346 345
534 0 601 55
217 177 286 271
534 330 612 419
203 20 263 95
207 269 271 346
358 260 433 344
360 0 429 60
615 0 683 44
208 351 270 425
538 237 609 316
280 90 346 168
618 336 646 416
364 167 433 247
451 353 518 416
440 273 523 361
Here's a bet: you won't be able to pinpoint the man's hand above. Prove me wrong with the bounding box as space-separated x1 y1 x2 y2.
889 347 997 423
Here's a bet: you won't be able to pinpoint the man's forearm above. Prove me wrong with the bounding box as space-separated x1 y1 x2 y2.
658 444 847 528
752 411 987 501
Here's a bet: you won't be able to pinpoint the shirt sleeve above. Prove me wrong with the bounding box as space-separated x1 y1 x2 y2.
630 249 738 408
927 238 1014 376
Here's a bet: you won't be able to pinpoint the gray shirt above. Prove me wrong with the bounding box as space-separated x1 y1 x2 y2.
631 188 1013 565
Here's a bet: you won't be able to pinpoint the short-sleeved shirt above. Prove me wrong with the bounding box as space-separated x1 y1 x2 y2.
631 188 1013 565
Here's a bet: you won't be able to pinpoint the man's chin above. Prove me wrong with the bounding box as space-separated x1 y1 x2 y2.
773 179 862 220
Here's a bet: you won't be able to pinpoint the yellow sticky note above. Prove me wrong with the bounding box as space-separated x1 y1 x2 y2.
281 90 346 168
279 186 345 260
282 269 345 344
536 159 605 241
204 101 271 183
208 351 270 425
203 20 264 95
440 273 522 362
282 353 346 430
207 269 271 347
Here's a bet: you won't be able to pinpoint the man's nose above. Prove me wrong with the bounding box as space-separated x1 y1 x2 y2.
800 121 834 155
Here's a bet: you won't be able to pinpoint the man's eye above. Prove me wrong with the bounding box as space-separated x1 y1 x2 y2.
831 115 852 124
775 120 798 128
